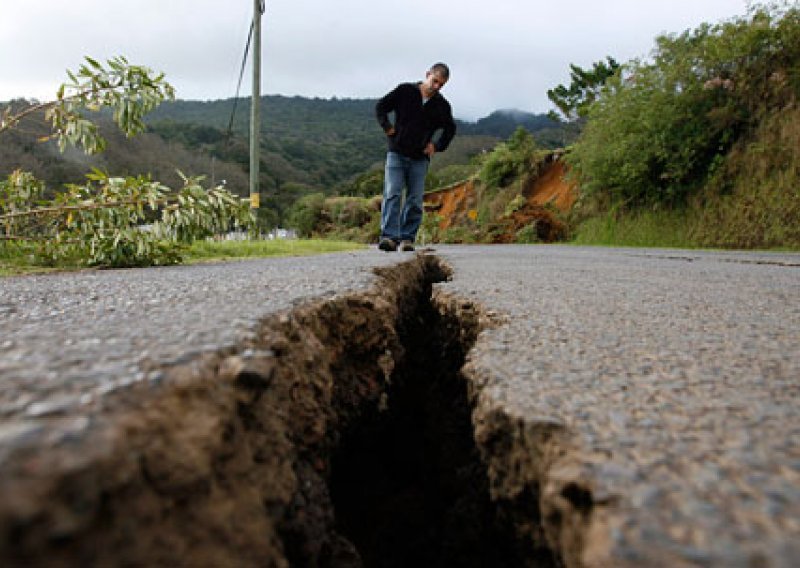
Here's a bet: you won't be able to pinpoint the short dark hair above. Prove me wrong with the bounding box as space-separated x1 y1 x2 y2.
430 62 450 80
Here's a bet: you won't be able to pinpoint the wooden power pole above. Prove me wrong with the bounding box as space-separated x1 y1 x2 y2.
249 0 263 210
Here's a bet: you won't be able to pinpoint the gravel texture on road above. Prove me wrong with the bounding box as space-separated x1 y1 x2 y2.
0 245 798 566
435 245 800 567
0 252 401 423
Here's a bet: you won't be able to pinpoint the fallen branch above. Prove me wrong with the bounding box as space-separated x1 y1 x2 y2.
0 197 171 221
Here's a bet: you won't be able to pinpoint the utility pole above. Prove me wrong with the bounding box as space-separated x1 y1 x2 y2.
249 0 263 210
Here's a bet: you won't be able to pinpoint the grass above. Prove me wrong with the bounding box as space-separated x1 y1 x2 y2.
184 238 364 263
0 256 64 277
571 105 800 251
0 239 366 277
570 197 800 251
571 208 697 248
0 243 82 277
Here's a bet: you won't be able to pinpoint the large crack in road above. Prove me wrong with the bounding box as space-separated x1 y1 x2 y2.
0 254 581 567
3 246 799 566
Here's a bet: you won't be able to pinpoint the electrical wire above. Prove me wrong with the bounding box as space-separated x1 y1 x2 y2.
225 20 255 144
226 1 265 144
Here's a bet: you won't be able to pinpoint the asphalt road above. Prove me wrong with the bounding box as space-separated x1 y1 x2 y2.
437 245 799 566
1 245 798 565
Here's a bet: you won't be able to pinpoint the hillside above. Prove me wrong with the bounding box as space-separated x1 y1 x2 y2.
146 96 565 190
423 152 576 243
2 96 567 223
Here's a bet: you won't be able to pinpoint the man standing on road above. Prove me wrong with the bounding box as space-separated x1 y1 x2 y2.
375 62 456 252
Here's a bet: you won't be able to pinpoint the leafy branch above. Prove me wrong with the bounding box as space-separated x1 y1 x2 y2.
547 56 621 123
1 56 254 268
0 56 176 154
2 170 252 267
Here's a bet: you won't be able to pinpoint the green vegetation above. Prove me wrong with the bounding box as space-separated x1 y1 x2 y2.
1 57 252 269
478 127 539 188
286 192 381 243
567 3 800 249
1 239 365 277
571 209 696 248
184 239 364 263
547 57 620 123
1 56 176 154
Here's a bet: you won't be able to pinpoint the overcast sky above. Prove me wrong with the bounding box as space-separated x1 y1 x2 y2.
1 0 749 121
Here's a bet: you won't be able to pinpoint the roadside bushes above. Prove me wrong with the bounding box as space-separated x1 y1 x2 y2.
568 4 800 209
287 193 327 237
691 103 800 248
286 193 380 242
478 127 537 189
0 57 252 268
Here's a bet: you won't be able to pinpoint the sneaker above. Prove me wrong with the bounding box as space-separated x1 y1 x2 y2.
378 238 398 252
400 240 415 252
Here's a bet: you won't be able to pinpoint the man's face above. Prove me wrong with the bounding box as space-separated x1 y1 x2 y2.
422 70 447 96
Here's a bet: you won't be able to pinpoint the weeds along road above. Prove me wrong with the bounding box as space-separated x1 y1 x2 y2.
0 245 798 566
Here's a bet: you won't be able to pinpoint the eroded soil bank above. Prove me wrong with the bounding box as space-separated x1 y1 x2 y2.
0 255 570 567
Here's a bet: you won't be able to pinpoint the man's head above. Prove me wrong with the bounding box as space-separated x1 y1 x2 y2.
421 62 449 97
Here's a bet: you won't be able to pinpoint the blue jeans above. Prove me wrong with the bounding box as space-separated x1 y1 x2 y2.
380 152 429 242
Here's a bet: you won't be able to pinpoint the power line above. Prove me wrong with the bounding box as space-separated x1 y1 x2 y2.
225 21 255 143
226 2 265 143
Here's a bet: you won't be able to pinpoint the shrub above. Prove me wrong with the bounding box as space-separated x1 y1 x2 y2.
478 127 537 189
286 192 326 237
515 223 541 244
326 196 372 228
568 5 800 208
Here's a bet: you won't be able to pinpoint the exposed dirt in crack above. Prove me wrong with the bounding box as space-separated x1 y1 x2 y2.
0 254 573 567
328 282 539 567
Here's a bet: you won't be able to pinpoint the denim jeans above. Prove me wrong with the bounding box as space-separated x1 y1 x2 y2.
380 151 429 242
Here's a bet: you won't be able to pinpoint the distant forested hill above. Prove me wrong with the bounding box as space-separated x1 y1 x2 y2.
2 95 569 221
146 96 564 184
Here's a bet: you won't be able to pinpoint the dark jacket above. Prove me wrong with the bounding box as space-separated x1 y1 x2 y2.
375 82 456 160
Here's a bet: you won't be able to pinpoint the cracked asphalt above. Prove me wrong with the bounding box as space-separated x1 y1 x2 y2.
1 244 798 566
436 245 799 566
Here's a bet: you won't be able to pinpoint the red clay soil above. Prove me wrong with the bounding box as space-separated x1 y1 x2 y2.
523 159 576 211
423 154 577 242
424 179 477 231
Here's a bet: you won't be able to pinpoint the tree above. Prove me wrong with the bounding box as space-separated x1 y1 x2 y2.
1 56 175 154
0 57 252 268
547 56 620 123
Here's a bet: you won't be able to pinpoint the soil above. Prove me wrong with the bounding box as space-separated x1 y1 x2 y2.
423 153 577 243
425 179 477 231
522 159 576 211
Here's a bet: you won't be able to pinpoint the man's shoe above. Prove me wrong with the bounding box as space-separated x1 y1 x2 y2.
400 240 415 252
378 238 398 252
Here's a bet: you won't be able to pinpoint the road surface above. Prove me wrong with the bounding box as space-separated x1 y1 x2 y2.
0 245 797 566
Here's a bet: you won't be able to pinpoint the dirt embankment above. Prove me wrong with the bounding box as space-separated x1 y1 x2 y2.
523 158 576 211
424 153 577 242
424 179 477 231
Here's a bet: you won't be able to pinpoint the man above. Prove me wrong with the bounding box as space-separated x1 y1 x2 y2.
375 62 456 252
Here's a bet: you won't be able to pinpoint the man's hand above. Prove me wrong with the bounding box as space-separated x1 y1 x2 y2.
424 142 436 157
385 127 396 136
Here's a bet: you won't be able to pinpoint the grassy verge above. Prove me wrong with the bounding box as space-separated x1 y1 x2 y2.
0 239 365 277
570 105 800 251
570 185 800 251
183 239 364 262
0 245 82 277
570 208 698 248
